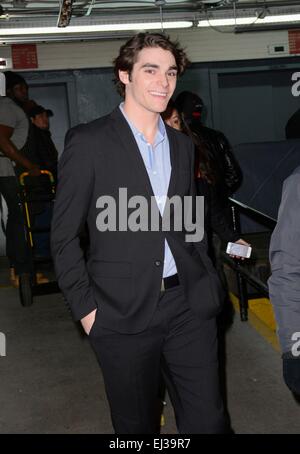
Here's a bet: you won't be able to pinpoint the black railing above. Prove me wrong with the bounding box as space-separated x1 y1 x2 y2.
222 198 277 321
229 198 277 231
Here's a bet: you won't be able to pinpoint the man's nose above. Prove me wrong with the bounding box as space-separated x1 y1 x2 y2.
158 73 169 87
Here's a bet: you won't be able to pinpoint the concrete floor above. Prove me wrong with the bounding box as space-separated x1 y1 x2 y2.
0 260 300 434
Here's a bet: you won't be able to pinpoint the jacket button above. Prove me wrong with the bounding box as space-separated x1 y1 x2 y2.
155 260 162 267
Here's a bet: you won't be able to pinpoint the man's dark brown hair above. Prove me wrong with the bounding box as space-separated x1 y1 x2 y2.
113 32 190 97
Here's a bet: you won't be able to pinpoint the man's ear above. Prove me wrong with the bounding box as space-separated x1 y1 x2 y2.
119 70 130 85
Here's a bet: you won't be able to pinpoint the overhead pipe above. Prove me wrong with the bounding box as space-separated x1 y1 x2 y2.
1 0 300 20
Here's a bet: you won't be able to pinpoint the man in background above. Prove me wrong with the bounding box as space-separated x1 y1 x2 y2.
0 71 40 286
268 166 300 396
25 104 58 259
27 104 58 180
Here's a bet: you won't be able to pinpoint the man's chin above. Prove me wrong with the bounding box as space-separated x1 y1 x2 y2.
149 107 167 115
146 100 170 115
150 98 170 113
157 103 170 114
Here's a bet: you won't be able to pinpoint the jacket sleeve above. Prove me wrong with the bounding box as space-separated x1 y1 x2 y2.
183 138 207 248
208 184 239 243
51 127 97 321
218 132 242 194
268 172 300 354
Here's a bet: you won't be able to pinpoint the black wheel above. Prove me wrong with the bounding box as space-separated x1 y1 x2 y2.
19 273 33 307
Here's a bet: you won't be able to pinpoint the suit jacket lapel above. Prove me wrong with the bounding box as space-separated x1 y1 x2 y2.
110 107 155 199
166 127 179 200
110 108 180 206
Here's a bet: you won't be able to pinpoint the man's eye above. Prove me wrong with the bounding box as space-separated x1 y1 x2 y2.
168 71 177 77
145 69 155 74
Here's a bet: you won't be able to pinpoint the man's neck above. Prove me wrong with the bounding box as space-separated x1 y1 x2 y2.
123 100 160 145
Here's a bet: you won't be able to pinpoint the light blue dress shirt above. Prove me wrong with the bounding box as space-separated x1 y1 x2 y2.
119 103 177 278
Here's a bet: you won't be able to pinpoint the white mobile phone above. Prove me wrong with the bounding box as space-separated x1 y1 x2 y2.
226 242 252 258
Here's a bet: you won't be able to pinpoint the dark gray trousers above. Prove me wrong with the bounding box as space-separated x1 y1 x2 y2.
89 285 227 434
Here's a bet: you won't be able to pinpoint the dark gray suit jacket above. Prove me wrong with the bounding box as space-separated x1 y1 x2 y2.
269 165 300 353
51 107 224 333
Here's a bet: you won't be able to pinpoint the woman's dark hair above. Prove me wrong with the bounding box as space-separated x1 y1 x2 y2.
113 32 190 97
175 91 204 124
163 98 215 184
181 117 216 185
161 99 177 123
174 93 215 184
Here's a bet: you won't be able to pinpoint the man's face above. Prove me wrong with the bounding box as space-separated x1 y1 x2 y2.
31 111 49 130
11 82 28 103
119 46 178 114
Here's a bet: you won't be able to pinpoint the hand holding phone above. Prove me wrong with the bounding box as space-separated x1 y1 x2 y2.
226 241 252 259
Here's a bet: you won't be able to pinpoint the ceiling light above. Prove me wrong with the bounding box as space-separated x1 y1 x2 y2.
198 14 300 28
257 14 300 24
198 17 257 27
0 21 193 37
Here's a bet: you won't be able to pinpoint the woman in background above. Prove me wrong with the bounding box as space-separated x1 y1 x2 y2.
162 100 249 430
162 99 246 256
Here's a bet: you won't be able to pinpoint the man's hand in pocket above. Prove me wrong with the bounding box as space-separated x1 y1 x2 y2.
81 309 97 335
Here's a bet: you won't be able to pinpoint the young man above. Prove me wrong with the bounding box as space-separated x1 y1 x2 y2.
51 33 227 434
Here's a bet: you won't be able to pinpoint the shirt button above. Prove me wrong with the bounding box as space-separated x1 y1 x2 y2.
153 171 157 175
155 260 162 267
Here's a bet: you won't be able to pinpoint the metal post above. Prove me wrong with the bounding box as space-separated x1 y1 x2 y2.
236 269 248 321
231 204 249 321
